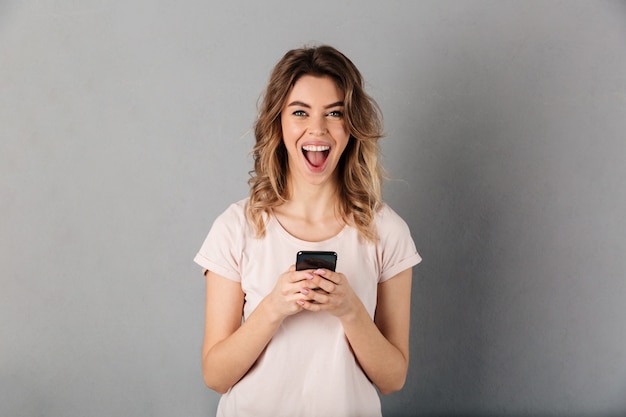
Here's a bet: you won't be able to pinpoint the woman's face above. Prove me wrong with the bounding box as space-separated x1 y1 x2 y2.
280 75 350 187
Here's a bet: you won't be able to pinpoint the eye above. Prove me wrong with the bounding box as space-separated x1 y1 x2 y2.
327 110 343 118
293 110 307 117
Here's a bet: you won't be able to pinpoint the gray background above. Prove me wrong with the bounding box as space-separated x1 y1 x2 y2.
1 1 625 416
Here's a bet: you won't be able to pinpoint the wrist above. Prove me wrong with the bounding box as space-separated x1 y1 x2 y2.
338 296 367 326
258 295 288 325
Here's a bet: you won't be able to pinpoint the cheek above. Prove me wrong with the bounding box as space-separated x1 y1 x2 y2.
330 126 350 148
281 122 303 143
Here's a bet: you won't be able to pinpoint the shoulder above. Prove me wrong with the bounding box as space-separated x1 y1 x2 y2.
195 198 251 280
210 197 252 236
373 202 422 281
215 198 249 223
374 203 411 236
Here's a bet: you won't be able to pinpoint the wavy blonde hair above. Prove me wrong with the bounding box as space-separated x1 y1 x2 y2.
247 45 384 241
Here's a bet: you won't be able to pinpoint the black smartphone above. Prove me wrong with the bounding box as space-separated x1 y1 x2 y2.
295 251 337 271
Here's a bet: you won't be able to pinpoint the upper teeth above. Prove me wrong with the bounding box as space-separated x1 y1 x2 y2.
302 145 330 152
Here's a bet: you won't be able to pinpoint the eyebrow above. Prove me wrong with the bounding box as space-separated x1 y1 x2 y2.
286 100 345 109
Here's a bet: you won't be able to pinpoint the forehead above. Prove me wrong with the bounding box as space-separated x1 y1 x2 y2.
285 75 344 104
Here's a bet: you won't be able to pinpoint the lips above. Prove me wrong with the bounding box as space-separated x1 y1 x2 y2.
302 144 330 168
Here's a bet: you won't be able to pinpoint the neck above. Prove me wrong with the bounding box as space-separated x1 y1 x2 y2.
284 176 340 222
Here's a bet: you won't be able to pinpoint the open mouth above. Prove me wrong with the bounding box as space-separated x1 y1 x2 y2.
302 144 330 168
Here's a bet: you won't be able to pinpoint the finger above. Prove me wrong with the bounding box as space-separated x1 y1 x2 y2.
298 286 322 300
302 287 331 305
298 299 323 312
288 269 315 283
300 277 328 294
279 277 311 299
299 287 311 297
311 277 336 294
313 269 341 285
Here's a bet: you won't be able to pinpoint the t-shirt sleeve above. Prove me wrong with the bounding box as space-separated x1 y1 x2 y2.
193 202 246 282
377 205 422 283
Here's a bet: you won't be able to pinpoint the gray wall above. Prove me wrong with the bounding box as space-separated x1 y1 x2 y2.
1 1 625 416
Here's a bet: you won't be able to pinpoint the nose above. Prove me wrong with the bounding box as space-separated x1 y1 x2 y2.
308 116 328 136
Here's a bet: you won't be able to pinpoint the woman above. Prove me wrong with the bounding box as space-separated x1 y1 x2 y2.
194 45 421 417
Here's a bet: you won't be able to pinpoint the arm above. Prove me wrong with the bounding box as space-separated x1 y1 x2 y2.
202 267 313 393
300 267 413 394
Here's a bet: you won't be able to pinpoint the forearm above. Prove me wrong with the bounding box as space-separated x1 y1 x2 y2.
202 298 282 393
341 301 409 394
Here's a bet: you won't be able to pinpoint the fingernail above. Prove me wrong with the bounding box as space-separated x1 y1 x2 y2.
314 269 326 275
305 273 314 280
297 300 305 306
300 288 309 295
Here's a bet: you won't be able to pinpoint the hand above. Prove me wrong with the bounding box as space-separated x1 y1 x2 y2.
298 269 361 319
265 265 315 320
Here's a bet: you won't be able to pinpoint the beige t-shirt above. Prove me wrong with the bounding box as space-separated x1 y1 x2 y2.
195 198 421 417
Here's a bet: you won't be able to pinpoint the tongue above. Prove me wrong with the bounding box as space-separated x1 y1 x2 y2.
306 151 327 167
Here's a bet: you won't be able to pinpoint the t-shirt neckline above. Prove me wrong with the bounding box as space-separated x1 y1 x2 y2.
268 211 348 248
